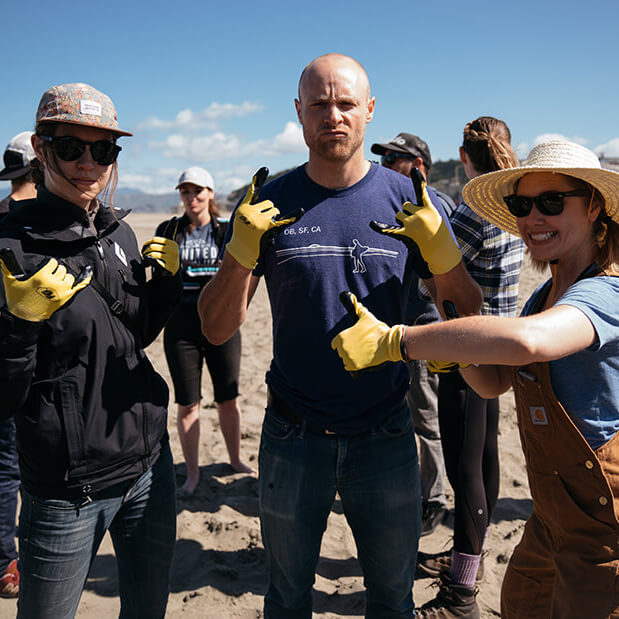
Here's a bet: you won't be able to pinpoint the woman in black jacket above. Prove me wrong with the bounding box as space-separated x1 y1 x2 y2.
0 83 181 618
158 167 252 495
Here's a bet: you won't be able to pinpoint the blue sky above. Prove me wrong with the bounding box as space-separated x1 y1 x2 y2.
2 0 617 195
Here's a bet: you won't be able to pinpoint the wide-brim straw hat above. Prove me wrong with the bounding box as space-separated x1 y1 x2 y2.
462 140 619 237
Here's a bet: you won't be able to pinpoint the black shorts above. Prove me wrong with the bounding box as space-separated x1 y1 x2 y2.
163 303 241 405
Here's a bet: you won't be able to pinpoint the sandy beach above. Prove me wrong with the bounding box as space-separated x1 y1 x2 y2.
0 212 547 619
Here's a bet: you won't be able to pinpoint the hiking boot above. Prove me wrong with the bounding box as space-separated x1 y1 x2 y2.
0 559 19 598
421 501 446 537
416 550 485 582
415 573 479 618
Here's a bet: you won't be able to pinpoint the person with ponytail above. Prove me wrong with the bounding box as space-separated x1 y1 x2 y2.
333 140 619 617
413 117 524 616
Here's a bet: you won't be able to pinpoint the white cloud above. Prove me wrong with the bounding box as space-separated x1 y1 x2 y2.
516 133 588 159
594 138 619 158
138 101 263 131
118 170 178 194
151 122 306 162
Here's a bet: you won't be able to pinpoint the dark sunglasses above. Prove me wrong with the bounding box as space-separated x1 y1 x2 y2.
381 152 415 166
503 190 589 218
39 135 121 166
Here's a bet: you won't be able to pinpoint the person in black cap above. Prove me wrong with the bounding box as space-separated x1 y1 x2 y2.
371 132 455 216
371 132 455 537
0 131 37 215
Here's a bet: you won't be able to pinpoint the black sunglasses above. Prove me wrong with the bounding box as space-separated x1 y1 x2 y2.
381 152 415 166
39 135 121 166
503 190 589 218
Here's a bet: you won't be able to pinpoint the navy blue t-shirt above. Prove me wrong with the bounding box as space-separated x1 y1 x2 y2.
231 163 452 433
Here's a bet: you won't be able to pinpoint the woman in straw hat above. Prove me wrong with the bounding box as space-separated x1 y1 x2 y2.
0 83 181 618
332 140 619 617
156 167 253 496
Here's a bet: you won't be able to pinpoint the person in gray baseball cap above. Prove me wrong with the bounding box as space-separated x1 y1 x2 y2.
0 131 37 214
371 131 455 540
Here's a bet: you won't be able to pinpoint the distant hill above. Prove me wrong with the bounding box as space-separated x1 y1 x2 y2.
114 160 467 214
114 188 179 213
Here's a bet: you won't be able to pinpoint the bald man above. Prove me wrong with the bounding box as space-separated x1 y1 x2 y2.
199 53 481 617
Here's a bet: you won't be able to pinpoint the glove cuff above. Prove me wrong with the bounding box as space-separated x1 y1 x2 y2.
387 324 406 363
225 240 258 271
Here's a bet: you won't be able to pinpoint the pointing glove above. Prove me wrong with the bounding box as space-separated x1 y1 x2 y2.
142 237 180 276
331 292 405 372
370 167 462 274
0 248 92 322
226 167 304 270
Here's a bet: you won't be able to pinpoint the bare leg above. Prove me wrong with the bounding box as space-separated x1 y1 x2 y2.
216 398 254 474
177 402 201 493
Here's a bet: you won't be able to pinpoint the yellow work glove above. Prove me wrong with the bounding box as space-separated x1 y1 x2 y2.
226 167 304 270
0 248 92 322
427 359 469 373
331 292 405 372
370 167 462 275
142 237 180 276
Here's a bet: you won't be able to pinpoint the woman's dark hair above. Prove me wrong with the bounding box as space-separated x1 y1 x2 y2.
34 121 119 207
462 116 519 174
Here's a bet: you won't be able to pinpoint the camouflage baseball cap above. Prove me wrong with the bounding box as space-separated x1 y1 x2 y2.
36 83 132 137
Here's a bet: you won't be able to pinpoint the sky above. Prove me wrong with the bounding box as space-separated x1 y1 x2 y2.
2 0 618 196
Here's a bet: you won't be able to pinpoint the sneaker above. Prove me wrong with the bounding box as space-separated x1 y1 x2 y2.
421 501 446 537
0 559 19 598
416 550 484 582
415 573 479 618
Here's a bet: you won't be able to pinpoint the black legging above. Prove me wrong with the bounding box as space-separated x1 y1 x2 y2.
438 371 499 556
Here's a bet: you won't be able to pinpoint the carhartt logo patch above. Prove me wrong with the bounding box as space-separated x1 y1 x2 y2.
530 406 548 425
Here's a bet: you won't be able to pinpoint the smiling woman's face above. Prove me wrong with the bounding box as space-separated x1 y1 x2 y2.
33 124 114 209
515 172 599 263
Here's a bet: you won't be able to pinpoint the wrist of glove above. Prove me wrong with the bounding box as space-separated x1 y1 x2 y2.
0 252 92 322
226 168 303 271
427 359 471 373
142 237 179 276
331 292 405 372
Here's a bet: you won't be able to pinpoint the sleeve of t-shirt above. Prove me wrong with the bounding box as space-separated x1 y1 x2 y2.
555 277 619 350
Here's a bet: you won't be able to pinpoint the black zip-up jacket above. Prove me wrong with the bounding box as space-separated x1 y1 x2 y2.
0 187 181 499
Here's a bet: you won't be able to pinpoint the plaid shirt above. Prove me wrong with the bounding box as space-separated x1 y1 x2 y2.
451 201 524 317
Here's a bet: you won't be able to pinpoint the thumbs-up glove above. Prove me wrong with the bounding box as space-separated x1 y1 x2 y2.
370 167 462 274
331 292 405 372
142 237 180 276
0 249 92 322
226 167 304 270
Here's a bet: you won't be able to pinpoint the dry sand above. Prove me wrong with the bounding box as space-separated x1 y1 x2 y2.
0 212 547 618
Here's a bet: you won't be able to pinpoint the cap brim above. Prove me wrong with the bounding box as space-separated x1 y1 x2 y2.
462 166 619 237
37 118 133 137
0 166 31 181
370 142 409 156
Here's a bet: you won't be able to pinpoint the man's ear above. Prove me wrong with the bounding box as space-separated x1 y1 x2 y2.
294 99 302 125
366 96 375 123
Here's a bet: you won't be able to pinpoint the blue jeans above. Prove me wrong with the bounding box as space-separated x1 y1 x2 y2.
0 417 19 573
17 443 176 619
259 402 421 618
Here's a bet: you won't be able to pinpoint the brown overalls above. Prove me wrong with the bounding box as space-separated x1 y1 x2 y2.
501 361 619 617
